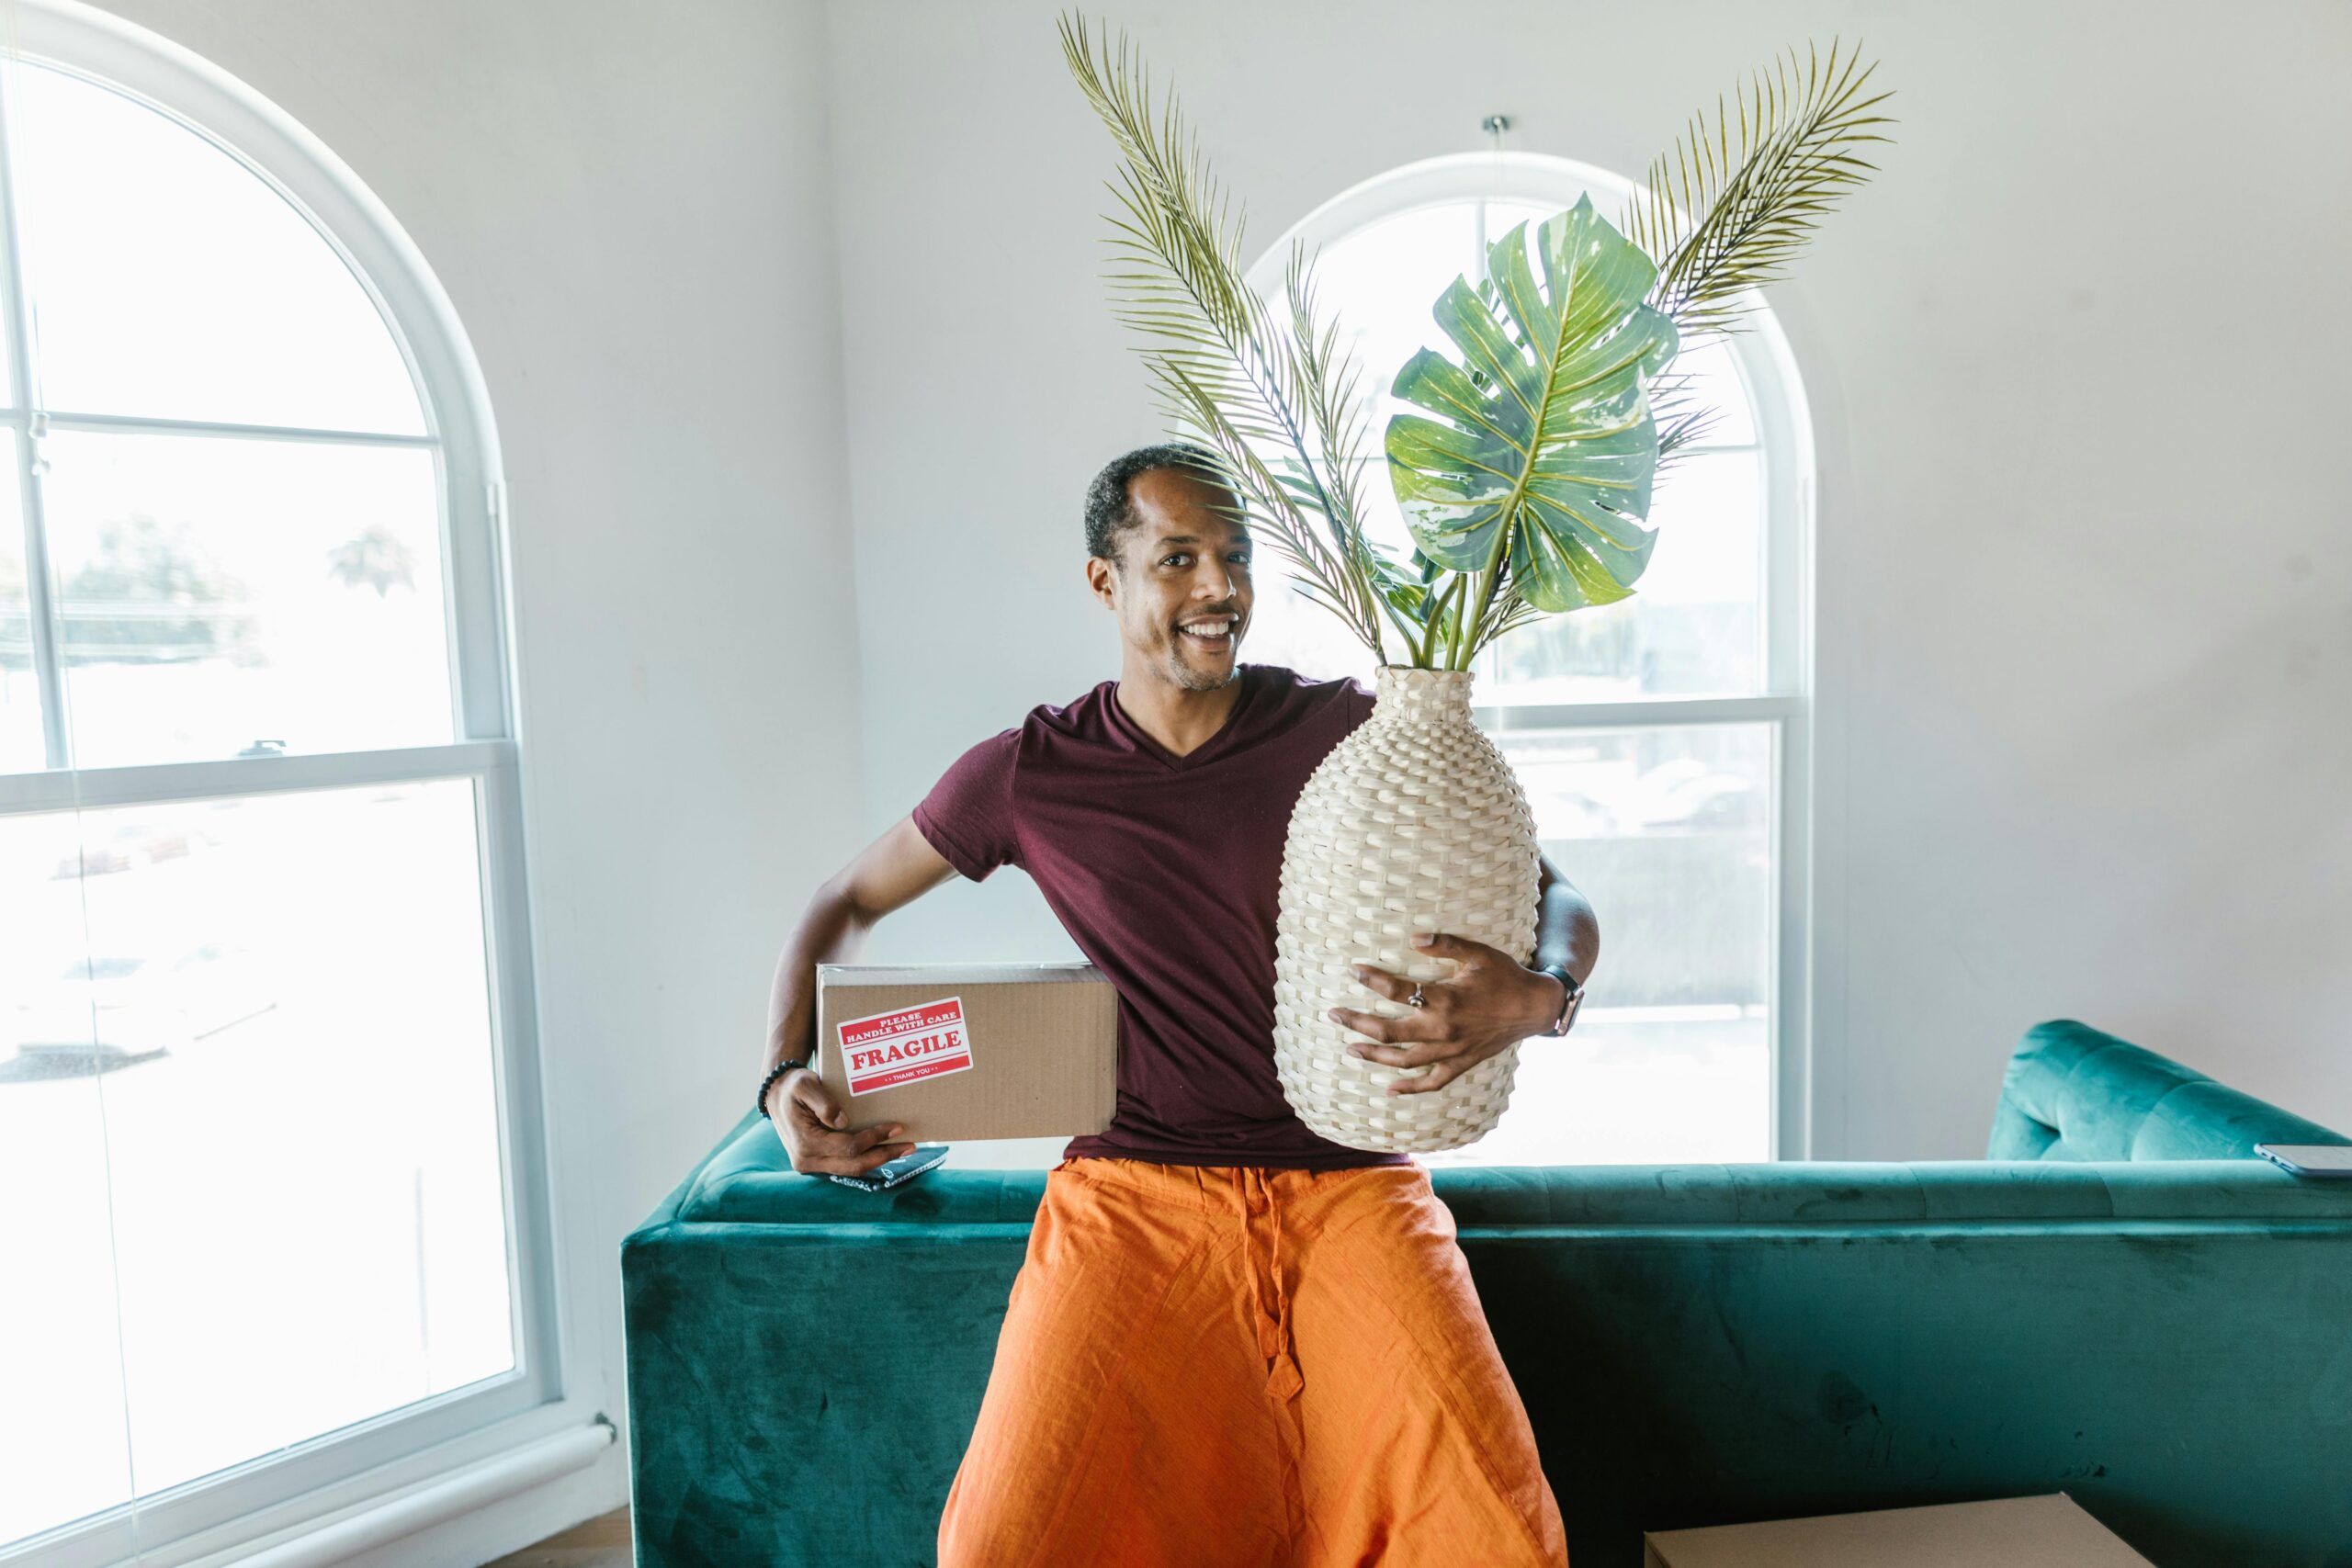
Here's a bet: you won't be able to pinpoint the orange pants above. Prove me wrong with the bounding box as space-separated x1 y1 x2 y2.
936 1155 1569 1567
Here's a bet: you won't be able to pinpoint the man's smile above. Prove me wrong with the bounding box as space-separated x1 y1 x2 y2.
1177 613 1239 650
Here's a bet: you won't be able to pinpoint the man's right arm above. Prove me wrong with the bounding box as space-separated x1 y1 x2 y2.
762 815 962 1175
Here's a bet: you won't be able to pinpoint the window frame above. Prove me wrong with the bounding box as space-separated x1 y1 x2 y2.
0 6 579 1564
1244 150 1817 1162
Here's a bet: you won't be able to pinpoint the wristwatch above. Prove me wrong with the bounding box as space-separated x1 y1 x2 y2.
1532 963 1583 1038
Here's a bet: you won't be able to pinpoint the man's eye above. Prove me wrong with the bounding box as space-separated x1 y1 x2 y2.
1161 555 1185 567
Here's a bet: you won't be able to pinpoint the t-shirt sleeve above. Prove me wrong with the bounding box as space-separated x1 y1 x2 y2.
1340 676 1378 732
910 728 1023 882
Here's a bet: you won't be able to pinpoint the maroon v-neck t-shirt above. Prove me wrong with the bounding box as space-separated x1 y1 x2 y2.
910 661 1411 1170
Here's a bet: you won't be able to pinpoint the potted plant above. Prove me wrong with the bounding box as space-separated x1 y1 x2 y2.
1060 14 1893 1150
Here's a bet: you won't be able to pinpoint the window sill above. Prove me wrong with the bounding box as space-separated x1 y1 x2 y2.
147 1410 616 1568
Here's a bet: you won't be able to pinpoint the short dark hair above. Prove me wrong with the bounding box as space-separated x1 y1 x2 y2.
1083 440 1239 568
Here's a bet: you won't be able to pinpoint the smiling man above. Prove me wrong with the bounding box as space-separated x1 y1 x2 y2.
757 441 1598 1567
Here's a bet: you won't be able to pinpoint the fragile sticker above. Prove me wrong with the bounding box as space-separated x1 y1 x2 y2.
836 996 975 1096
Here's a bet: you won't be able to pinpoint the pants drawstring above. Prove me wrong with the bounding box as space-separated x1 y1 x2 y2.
1237 1168 1304 1403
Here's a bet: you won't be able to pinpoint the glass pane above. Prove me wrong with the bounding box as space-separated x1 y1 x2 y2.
1426 722 1773 1167
41 430 453 767
1479 449 1763 702
3 782 514 1513
0 431 42 773
1280 200 1476 450
1240 449 1763 700
5 59 425 435
0 811 134 1547
1481 197 1589 248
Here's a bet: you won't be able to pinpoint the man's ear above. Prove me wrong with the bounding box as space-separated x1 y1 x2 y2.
1085 554 1119 611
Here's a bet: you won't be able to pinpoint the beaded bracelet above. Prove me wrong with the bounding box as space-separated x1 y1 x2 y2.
756 1055 813 1122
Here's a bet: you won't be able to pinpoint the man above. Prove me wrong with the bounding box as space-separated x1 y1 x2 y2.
760 442 1598 1567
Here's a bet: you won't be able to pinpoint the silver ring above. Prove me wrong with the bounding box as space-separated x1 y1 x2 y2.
1407 984 1426 1009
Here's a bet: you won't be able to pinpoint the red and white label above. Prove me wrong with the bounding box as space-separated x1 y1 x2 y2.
836 997 975 1096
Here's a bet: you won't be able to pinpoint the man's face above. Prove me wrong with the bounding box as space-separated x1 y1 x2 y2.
1088 466 1254 692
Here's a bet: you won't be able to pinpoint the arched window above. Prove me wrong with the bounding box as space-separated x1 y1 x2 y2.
0 7 558 1559
1244 152 1814 1168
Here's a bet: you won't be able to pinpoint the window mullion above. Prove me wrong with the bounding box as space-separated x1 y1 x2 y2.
33 408 442 448
1474 694 1795 734
0 738 514 814
0 63 70 771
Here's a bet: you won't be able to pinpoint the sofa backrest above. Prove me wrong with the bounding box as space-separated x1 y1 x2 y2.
1987 1019 2347 1161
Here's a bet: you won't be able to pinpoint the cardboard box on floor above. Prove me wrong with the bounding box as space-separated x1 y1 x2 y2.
1644 1493 2153 1567
815 962 1118 1142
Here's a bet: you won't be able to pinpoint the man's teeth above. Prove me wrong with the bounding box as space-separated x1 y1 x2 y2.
1181 620 1235 637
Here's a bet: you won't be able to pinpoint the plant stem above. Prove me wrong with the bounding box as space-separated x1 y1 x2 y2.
1448 502 1523 667
1373 585 1421 667
1419 575 1464 667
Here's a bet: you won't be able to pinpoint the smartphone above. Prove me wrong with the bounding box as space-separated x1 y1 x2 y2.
2255 1144 2352 1179
826 1142 949 1192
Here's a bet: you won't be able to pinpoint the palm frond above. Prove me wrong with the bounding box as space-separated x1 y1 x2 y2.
1058 12 1391 660
1282 239 1424 659
1148 358 1374 641
1620 37 1894 344
1473 592 1547 660
1645 355 1729 480
1283 240 1372 561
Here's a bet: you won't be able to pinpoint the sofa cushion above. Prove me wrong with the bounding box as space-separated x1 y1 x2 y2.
674 1115 1046 1226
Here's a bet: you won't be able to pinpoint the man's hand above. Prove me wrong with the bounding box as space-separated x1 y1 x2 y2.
771 1066 917 1174
1326 931 1566 1097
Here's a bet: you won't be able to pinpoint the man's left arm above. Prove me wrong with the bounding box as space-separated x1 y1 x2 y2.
1328 852 1599 1098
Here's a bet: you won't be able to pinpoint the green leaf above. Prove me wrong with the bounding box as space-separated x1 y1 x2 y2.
1383 193 1678 614
1363 546 1429 620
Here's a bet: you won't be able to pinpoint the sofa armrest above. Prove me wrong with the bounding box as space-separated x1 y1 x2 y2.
1986 1020 2349 1161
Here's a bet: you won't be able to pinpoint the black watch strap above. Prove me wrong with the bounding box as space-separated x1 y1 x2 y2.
757 1055 812 1121
1535 963 1582 1037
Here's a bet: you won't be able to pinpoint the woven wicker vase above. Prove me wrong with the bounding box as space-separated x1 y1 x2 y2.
1271 664 1541 1153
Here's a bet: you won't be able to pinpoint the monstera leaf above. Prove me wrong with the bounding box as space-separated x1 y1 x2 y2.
1385 193 1679 617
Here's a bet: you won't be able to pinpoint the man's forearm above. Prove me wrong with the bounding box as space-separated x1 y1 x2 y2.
764 883 876 1075
762 817 964 1087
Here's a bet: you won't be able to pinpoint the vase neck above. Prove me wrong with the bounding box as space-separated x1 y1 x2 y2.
1372 665 1476 725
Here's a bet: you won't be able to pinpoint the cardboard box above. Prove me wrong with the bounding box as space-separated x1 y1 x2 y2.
1644 1493 2153 1567
814 962 1118 1142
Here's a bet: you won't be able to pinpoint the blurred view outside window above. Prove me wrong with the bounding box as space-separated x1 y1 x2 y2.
1242 159 1803 1168
0 47 533 1558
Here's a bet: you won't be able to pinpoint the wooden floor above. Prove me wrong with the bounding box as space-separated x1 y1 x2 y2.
481 1505 633 1567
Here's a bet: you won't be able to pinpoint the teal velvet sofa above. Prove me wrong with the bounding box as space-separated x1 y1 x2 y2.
621 1021 2352 1566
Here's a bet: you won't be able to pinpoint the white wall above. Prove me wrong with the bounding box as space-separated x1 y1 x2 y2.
56 0 2352 1558
826 0 2352 1160
83 0 863 1559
